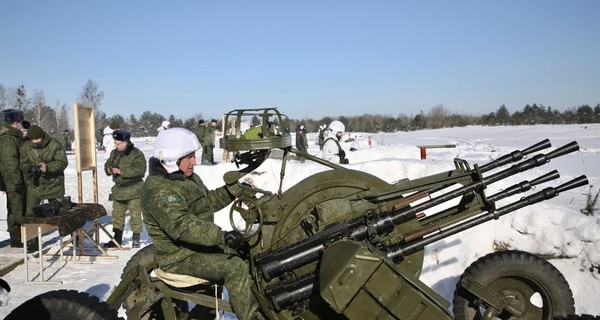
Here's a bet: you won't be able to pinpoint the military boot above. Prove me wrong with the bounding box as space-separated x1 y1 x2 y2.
132 233 140 248
9 229 23 248
26 237 39 253
102 229 123 248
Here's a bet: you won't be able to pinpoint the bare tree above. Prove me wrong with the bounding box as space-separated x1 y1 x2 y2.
78 79 105 129
15 84 28 111
55 101 69 130
0 84 6 110
29 89 45 125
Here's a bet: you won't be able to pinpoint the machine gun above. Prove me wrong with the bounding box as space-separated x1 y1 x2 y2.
253 140 588 310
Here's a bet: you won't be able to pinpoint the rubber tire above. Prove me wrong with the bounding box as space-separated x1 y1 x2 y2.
120 244 189 320
453 250 575 320
5 289 121 320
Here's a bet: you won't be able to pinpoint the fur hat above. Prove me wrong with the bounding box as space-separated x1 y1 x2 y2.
21 120 31 129
210 119 218 123
109 121 120 130
112 130 131 142
198 119 206 124
2 109 24 123
28 125 45 140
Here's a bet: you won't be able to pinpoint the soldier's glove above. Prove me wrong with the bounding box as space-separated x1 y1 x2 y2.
340 158 349 164
224 230 245 249
14 183 25 194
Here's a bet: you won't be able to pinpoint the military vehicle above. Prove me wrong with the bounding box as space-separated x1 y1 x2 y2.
8 108 597 320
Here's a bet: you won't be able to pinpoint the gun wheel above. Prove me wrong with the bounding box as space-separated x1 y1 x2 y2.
453 250 575 320
121 245 189 320
6 289 121 320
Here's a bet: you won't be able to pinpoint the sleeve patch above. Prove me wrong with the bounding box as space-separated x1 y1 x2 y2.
163 194 181 204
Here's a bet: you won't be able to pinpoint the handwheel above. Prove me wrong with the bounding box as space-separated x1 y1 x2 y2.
229 197 263 238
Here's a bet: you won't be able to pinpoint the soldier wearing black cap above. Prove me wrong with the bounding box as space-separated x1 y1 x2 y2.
103 130 147 248
0 109 26 247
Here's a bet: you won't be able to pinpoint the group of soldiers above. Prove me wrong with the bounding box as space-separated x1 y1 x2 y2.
0 109 69 252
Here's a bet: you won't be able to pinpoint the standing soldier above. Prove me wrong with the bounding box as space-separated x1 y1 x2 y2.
103 130 147 248
103 121 119 154
318 124 326 150
206 119 218 165
19 125 68 251
0 109 26 248
322 120 349 164
295 124 309 163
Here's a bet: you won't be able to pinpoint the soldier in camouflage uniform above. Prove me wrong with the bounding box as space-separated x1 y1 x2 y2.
19 125 68 218
141 128 258 320
205 119 218 164
103 130 147 248
0 109 26 247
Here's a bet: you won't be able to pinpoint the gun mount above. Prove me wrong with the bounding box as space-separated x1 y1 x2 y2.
11 108 592 320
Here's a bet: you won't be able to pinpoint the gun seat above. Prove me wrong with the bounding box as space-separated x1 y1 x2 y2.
154 268 210 288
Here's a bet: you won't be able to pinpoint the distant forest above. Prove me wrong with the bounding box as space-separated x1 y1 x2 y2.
1 81 599 137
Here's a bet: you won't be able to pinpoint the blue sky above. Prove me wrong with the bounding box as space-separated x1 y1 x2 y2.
1 1 599 121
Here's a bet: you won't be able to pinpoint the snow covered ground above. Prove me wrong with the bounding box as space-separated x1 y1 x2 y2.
1 123 599 318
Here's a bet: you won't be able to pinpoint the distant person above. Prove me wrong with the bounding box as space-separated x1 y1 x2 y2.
195 119 212 165
204 119 218 165
103 121 120 154
141 128 258 320
103 130 147 248
322 120 349 164
295 124 309 163
20 125 68 251
318 124 326 150
0 109 26 248
157 120 171 133
350 141 360 151
63 129 72 152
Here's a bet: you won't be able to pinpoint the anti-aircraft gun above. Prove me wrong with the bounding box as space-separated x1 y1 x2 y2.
7 107 593 320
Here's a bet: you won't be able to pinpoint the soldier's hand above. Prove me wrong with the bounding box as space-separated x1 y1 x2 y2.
224 230 245 249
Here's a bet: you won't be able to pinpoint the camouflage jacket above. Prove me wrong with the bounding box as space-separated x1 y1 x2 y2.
0 124 24 191
195 125 207 146
20 133 68 198
141 157 235 269
105 143 146 201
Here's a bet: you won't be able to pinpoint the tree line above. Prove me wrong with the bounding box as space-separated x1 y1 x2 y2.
1 81 599 137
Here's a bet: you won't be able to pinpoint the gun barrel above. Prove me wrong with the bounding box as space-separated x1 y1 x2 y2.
479 139 551 172
487 170 560 202
386 176 589 261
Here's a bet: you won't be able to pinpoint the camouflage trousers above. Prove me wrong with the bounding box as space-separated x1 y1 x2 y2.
202 145 214 163
6 191 24 239
172 252 258 320
111 198 142 233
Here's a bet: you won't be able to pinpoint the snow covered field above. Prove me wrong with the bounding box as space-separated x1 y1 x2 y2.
1 123 599 318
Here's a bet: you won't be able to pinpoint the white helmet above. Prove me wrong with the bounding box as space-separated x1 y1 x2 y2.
154 128 200 173
328 120 345 133
162 120 171 129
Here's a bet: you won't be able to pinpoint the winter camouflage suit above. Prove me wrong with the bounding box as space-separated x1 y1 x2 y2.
19 133 68 216
0 124 25 245
105 142 146 236
141 157 257 320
